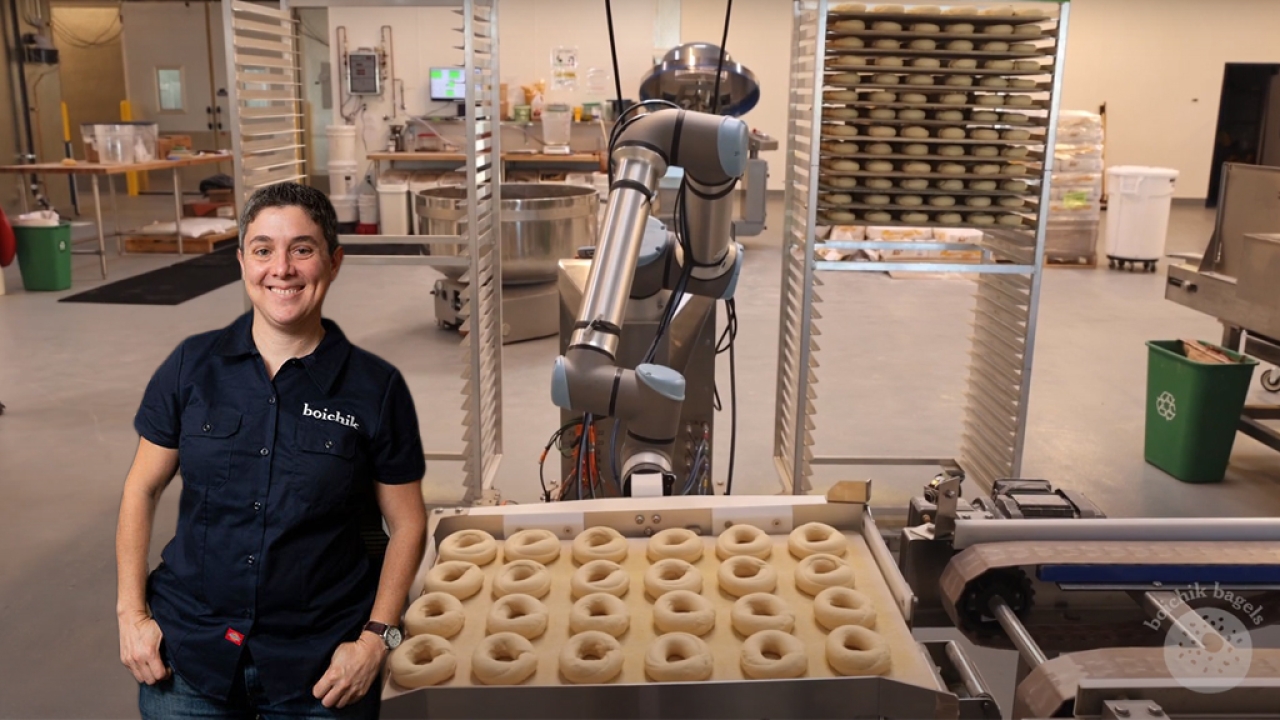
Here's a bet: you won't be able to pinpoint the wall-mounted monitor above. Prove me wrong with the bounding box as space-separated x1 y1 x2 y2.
430 67 467 101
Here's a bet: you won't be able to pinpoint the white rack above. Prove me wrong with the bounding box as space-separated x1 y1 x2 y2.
224 0 504 504
775 0 1071 495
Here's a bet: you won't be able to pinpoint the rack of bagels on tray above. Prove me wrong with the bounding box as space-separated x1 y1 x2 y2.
819 2 1059 230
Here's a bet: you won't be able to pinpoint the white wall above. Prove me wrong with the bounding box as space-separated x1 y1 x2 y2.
1060 0 1280 199
120 2 225 135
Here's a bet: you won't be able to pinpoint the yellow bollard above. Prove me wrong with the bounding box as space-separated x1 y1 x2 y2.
121 101 144 194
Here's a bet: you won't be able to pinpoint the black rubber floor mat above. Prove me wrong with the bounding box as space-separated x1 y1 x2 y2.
60 246 241 306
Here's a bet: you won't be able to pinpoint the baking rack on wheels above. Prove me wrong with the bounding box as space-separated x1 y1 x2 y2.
775 0 1070 496
231 0 506 504
380 488 987 719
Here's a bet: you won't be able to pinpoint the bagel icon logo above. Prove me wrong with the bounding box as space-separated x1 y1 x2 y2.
1157 391 1177 421
1146 584 1259 694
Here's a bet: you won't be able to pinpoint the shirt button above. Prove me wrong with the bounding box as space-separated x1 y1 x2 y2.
268 396 276 405
259 447 269 456
324 440 334 449
243 609 253 618
247 555 256 565
253 501 262 511
202 424 211 433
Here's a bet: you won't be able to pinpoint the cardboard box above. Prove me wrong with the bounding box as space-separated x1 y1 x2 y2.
163 134 194 151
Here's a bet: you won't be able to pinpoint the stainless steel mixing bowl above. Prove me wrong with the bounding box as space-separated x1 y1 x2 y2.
415 183 599 285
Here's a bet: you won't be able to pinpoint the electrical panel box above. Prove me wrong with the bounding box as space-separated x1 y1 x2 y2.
347 51 381 95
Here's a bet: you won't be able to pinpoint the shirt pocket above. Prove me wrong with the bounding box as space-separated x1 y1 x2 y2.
178 407 242 488
293 423 358 512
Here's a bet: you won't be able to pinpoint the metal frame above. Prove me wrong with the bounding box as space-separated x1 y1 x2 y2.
222 0 503 503
775 0 1071 495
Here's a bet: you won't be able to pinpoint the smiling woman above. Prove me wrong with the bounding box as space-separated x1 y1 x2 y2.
117 182 428 719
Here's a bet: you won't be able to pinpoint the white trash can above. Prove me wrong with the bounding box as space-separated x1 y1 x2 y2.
376 171 411 236
1104 165 1179 272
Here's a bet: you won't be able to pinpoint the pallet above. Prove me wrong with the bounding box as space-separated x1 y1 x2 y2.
124 230 238 254
1045 253 1097 268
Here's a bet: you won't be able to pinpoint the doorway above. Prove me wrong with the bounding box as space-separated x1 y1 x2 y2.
1206 63 1280 207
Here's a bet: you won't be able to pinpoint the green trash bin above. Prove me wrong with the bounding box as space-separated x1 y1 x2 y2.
1145 340 1258 483
14 222 72 291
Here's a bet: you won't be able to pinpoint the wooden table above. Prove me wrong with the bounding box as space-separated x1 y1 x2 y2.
367 151 602 183
0 153 232 278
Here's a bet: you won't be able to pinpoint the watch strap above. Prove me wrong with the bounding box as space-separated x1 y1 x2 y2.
363 621 390 640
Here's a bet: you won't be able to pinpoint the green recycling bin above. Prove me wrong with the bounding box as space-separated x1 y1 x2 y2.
14 222 72 291
1145 340 1258 483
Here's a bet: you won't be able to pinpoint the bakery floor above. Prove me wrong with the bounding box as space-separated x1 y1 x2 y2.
2 189 1277 718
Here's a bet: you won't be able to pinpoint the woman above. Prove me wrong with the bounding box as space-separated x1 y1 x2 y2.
116 182 426 718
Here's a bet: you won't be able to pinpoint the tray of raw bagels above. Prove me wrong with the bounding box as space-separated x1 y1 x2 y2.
817 2 1060 230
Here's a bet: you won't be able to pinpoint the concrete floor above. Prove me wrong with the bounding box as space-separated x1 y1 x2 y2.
1 193 1277 718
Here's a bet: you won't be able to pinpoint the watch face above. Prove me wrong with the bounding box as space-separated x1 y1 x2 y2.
385 626 403 649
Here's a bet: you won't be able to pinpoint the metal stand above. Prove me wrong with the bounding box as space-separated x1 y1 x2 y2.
774 0 1071 495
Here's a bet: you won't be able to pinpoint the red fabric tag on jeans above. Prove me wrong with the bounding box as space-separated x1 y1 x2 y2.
224 628 244 646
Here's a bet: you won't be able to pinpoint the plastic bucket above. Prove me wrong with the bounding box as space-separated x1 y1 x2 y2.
357 194 379 225
376 172 410 236
328 160 359 197
331 194 357 225
1144 340 1257 483
14 222 72 291
326 125 358 165
1105 166 1179 262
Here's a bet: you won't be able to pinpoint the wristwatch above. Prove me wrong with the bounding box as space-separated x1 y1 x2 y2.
363 621 403 650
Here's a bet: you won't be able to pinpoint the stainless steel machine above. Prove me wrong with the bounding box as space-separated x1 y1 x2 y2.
639 43 778 238
421 183 599 344
1165 162 1280 453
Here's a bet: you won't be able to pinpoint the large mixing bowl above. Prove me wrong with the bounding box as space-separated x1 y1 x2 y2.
415 183 598 285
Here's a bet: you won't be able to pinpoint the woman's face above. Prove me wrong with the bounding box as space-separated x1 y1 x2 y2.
237 205 343 332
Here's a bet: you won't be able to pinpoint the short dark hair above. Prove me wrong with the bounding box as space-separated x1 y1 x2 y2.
239 182 340 256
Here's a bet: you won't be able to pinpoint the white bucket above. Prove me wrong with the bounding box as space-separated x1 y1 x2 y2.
328 160 359 197
331 194 357 224
377 171 411 236
326 125 358 165
1104 166 1179 261
357 193 379 225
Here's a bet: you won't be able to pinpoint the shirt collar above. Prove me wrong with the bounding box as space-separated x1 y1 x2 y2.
214 312 352 395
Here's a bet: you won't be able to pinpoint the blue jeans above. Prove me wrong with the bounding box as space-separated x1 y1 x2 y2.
138 649 380 720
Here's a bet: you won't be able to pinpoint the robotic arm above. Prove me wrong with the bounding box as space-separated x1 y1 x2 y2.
551 108 749 488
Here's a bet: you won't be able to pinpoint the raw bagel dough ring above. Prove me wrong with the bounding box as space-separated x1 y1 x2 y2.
983 23 1014 35
426 561 485 601
906 73 935 85
653 590 716 636
902 212 929 223
826 625 892 676
870 91 898 103
972 128 1000 140
945 76 974 87
814 587 878 630
872 20 902 31
715 524 773 560
981 77 1009 88
911 22 940 33
644 558 704 598
873 39 901 49
830 72 863 85
965 196 993 208
864 194 892 206
969 180 997 191
824 211 858 223
876 56 905 68
938 128 966 140
939 145 966 157
572 527 629 564
867 143 894 155
571 560 630 599
902 161 932 174
872 4 905 12
486 593 549 639
899 109 927 121
999 214 1024 226
872 74 900 85
939 163 966 175
901 92 928 104
945 22 975 33
731 593 797 636
972 145 1000 158
1003 180 1029 192
867 161 896 173
1002 146 1030 159
389 634 457 688
901 178 930 190
492 559 553 599
472 632 538 685
718 555 779 597
982 41 1010 52
831 18 866 31
439 529 498 566
405 592 466 639
824 107 860 119
503 529 561 565
938 212 963 224
828 176 859 188
742 630 808 679
826 124 860 138
1003 129 1032 141
897 195 924 207
985 59 1014 71
832 36 866 49
647 528 703 562
941 93 969 105
788 520 849 561
865 211 893 223
907 4 942 13
902 126 930 139
904 144 929 156
869 108 897 120
972 111 1000 122
559 631 625 684
867 177 895 188
912 57 942 69
570 592 631 637
909 39 938 51
937 111 965 123
796 553 857 595
947 40 974 52
938 179 965 191
929 195 957 207
1015 60 1042 71
644 633 714 682
969 213 996 225
974 164 1002 176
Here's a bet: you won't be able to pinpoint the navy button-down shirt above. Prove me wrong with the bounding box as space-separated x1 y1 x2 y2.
134 311 425 703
